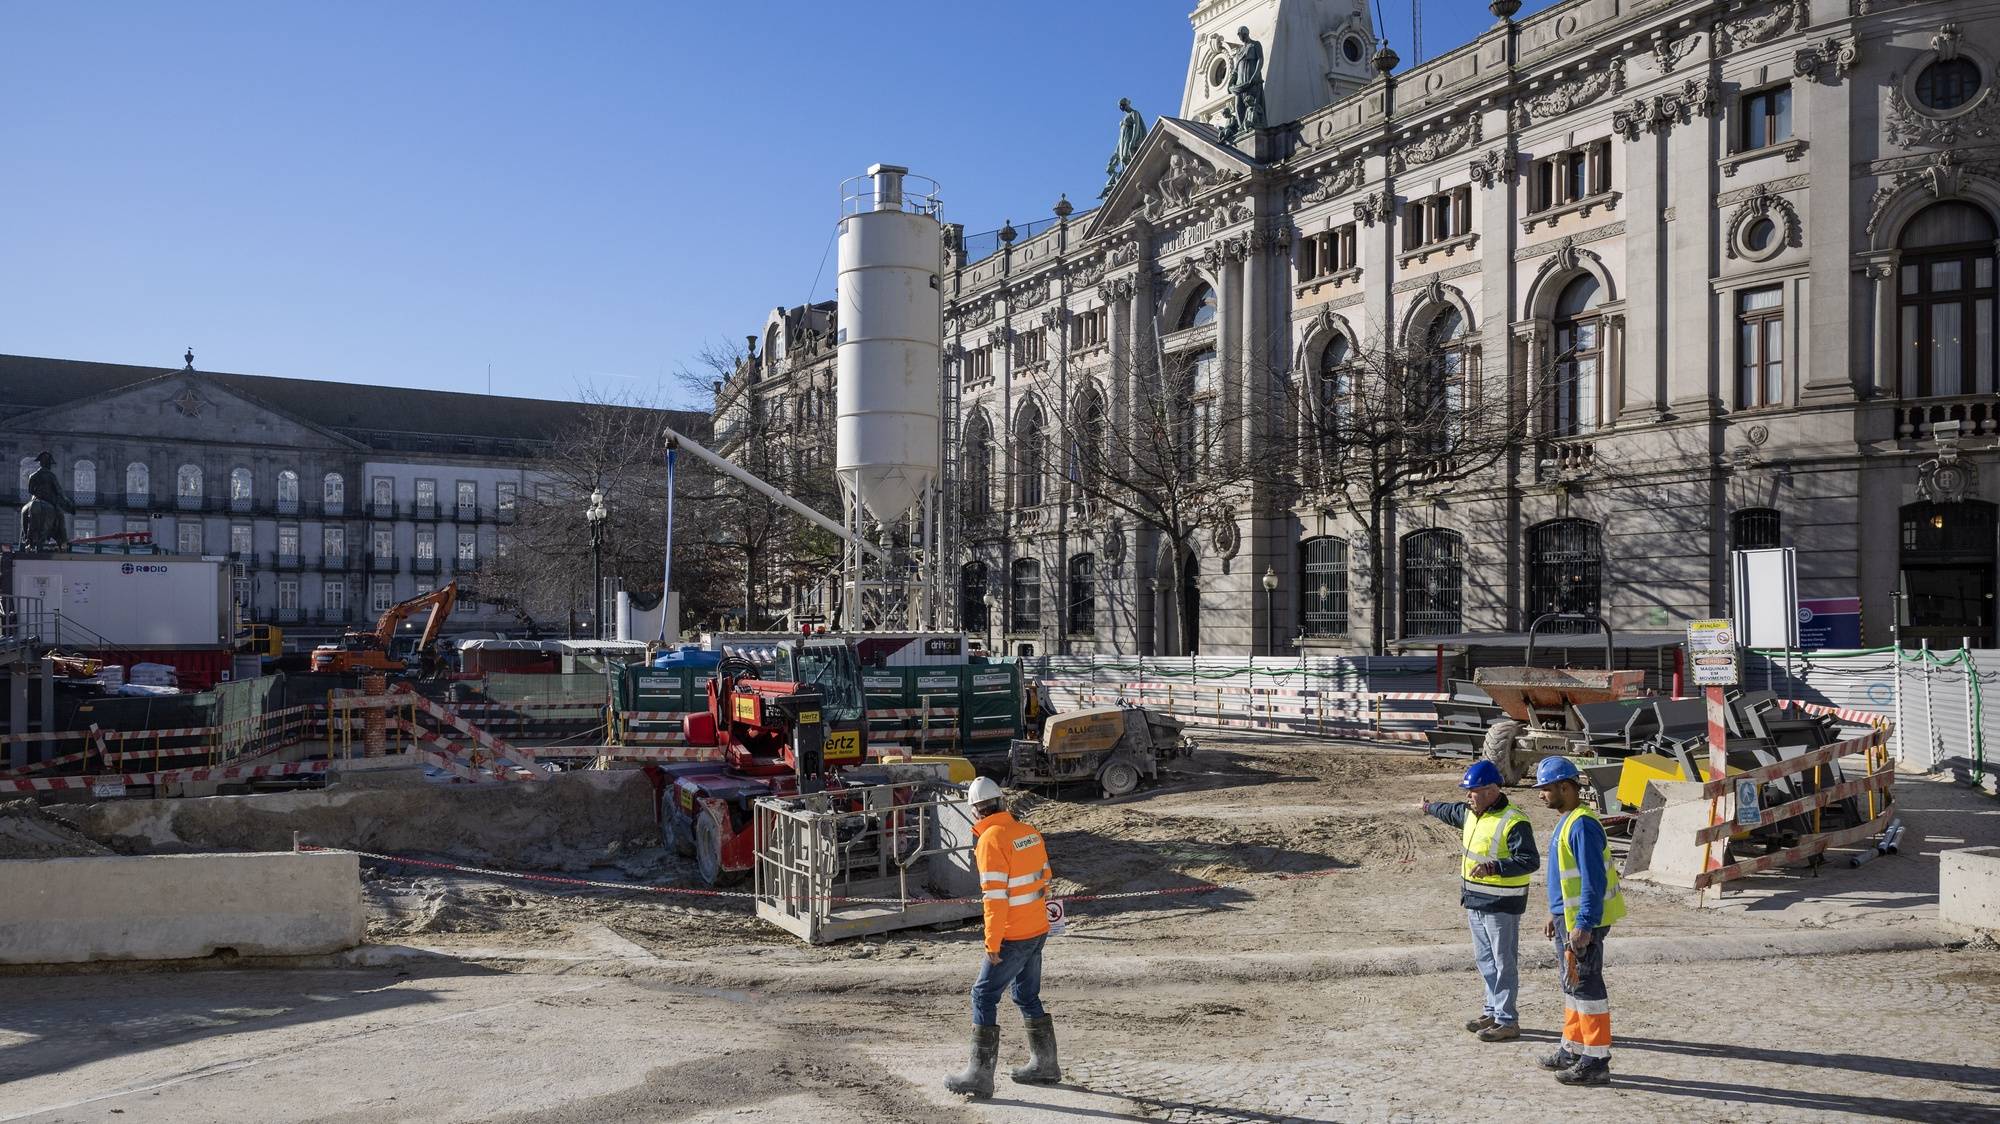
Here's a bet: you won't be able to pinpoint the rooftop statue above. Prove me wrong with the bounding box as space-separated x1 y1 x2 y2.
1100 98 1147 199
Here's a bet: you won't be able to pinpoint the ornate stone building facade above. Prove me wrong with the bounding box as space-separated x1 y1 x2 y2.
737 0 2000 656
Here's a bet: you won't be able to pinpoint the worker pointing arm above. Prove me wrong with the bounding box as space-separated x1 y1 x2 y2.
1419 760 1540 1041
946 777 1059 1100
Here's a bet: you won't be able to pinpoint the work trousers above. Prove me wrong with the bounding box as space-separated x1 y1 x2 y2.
1466 908 1520 1025
971 933 1048 1027
1554 927 1612 1061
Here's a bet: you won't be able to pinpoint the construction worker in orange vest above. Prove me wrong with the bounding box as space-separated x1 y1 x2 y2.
945 776 1058 1099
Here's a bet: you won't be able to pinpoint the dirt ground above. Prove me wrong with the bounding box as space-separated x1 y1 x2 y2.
2 730 1996 1122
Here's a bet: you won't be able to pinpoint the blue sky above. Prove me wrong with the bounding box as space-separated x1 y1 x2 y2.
1 0 1540 409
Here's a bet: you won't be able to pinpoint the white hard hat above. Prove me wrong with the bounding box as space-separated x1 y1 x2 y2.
965 776 1004 805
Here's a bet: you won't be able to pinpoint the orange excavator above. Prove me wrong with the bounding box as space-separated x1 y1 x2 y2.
310 581 458 676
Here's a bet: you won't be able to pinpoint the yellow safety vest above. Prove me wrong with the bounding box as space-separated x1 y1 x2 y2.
1554 806 1627 932
1462 803 1533 898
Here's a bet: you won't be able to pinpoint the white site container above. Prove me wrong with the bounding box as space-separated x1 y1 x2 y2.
8 554 231 648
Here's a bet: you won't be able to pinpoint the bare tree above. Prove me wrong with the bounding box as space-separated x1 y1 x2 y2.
478 389 732 636
673 341 842 628
1052 348 1271 655
1284 322 1564 653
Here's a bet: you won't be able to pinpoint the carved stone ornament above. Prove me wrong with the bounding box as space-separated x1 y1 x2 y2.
1353 190 1394 227
1934 22 1963 61
1286 160 1365 207
962 302 996 328
1650 29 1698 74
1720 0 1807 51
1139 147 1239 222
1528 236 1608 295
1252 217 1295 254
1611 78 1721 141
1917 429 1977 503
1011 278 1051 308
1724 184 1803 260
1112 240 1141 266
1391 115 1482 173
1510 64 1625 130
1887 80 2000 147
1069 256 1107 287
1794 37 1858 82
1040 308 1064 332
171 385 209 418
1098 276 1137 303
1467 145 1518 189
1102 522 1126 564
1209 518 1241 561
1867 150 2000 234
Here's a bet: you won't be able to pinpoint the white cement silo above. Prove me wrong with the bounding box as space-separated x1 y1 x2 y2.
835 164 942 526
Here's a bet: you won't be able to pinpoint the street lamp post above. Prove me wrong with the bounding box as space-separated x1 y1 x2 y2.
1262 566 1279 657
586 487 608 640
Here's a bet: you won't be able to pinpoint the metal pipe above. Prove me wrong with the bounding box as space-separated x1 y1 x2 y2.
662 426 884 561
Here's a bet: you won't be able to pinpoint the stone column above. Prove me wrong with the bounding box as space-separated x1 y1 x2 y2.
1861 253 1899 400
1603 310 1626 430
1621 129 1666 420
1665 68 1719 413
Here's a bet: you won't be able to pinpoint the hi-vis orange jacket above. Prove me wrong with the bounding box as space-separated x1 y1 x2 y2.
973 810 1052 953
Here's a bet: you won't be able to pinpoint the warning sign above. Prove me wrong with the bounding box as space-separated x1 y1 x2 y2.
1045 898 1067 936
1687 618 1739 687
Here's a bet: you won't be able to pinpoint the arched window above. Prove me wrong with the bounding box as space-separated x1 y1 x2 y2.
1402 529 1464 637
963 415 993 516
1730 508 1781 551
1171 348 1219 479
1899 201 1999 398
1178 283 1218 331
1016 402 1046 508
323 472 345 509
277 469 299 509
1317 334 1354 466
1300 536 1349 638
1527 518 1603 627
73 459 95 501
229 467 253 508
1551 275 1602 435
176 464 202 508
126 462 148 500
1068 392 1107 493
960 561 989 631
1010 558 1042 632
1067 554 1096 635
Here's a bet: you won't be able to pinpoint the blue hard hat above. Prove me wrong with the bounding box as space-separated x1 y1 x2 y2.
1460 760 1503 789
1532 755 1582 787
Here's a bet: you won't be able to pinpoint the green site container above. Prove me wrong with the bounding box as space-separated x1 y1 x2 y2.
862 663 1022 758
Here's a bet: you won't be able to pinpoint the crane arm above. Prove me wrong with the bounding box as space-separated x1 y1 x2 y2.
662 425 884 561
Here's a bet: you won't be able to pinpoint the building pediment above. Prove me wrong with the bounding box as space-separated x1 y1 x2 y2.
1088 118 1260 237
2 369 366 451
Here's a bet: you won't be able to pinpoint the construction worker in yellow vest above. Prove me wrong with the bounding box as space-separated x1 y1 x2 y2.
1531 755 1627 1086
1420 759 1540 1041
946 776 1057 1099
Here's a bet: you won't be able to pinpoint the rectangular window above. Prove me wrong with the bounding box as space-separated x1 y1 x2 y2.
234 577 251 610
277 523 299 559
1530 140 1613 213
1737 286 1785 408
323 580 346 614
415 529 436 560
1018 330 1044 365
372 581 394 613
1741 84 1793 151
1301 538 1350 638
1405 189 1473 250
415 479 436 514
125 517 150 540
72 516 97 541
373 528 393 559
322 526 344 561
497 482 517 512
277 580 299 611
457 531 477 564
456 481 476 517
371 477 393 510
230 523 252 556
177 520 203 554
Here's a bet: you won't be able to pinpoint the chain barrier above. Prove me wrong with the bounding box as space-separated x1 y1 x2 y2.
300 844 1372 911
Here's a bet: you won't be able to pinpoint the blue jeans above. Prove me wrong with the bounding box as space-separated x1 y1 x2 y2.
971 934 1048 1027
1467 909 1520 1025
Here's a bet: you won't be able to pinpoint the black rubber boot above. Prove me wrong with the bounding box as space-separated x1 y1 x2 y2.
1556 1058 1612 1086
944 1025 1000 1098
1010 1015 1061 1085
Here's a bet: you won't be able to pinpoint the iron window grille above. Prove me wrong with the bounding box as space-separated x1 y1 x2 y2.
1527 518 1603 630
1401 529 1465 637
1299 536 1350 637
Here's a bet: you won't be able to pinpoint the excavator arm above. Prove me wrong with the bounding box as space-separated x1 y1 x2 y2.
370 581 458 652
